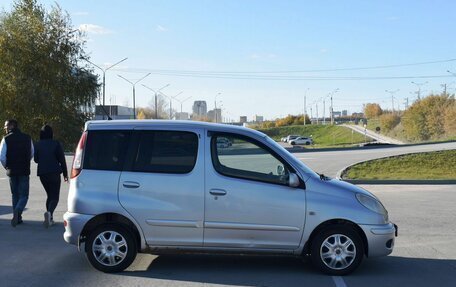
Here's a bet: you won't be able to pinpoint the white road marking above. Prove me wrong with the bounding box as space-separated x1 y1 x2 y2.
0 177 7 180
332 276 348 287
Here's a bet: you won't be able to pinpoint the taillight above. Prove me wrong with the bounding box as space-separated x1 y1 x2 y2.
71 131 87 179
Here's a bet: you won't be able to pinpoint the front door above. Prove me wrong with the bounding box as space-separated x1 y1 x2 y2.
204 132 306 250
119 128 205 246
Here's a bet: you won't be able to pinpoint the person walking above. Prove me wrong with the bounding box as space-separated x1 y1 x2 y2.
0 119 34 227
34 124 68 228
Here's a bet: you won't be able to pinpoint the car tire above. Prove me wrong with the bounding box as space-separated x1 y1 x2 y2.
305 142 310 145
86 224 137 273
290 142 295 145
310 225 364 275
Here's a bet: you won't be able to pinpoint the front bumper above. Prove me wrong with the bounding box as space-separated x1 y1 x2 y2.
359 222 397 257
63 212 94 246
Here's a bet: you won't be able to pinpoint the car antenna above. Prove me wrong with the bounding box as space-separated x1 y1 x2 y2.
99 105 112 120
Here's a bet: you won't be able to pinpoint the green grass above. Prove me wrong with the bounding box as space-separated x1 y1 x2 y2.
343 150 456 180
257 125 370 147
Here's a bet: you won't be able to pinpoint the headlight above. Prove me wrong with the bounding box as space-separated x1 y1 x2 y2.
356 193 388 221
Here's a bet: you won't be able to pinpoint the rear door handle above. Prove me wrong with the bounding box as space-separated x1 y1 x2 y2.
209 189 227 196
123 181 140 188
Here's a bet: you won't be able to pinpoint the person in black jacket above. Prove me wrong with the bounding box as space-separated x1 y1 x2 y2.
0 119 34 227
34 124 68 228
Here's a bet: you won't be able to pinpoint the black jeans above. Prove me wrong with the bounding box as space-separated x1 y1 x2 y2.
39 173 61 218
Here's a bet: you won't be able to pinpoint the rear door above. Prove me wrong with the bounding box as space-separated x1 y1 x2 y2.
118 128 205 246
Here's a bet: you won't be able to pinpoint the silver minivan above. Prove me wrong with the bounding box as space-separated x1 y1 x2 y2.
64 120 397 275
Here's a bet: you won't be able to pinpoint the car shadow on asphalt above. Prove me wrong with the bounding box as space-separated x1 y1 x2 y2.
121 254 456 287
122 254 331 286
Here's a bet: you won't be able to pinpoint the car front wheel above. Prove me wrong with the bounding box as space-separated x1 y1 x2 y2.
86 224 137 273
310 225 364 275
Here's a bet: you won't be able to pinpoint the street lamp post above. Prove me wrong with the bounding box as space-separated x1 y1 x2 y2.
117 73 151 119
303 88 309 126
85 57 128 119
411 81 428 100
142 84 170 119
175 96 192 114
385 89 400 114
215 92 221 123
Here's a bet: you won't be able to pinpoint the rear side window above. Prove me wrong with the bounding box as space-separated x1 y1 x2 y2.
83 130 131 171
133 131 198 174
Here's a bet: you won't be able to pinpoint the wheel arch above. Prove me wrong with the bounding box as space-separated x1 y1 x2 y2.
302 219 369 257
80 213 142 252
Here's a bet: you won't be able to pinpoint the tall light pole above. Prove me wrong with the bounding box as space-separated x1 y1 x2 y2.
303 88 309 126
160 91 183 119
85 57 128 113
215 92 221 123
118 73 151 119
411 81 428 100
385 89 400 114
175 95 192 114
330 88 339 125
142 84 170 119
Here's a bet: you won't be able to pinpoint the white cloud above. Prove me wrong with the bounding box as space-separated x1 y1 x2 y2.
73 11 89 16
156 25 168 32
78 24 113 35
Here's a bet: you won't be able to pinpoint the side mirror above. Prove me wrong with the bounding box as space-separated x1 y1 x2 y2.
288 173 300 188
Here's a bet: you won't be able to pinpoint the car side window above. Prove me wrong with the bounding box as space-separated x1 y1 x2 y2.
133 131 198 174
211 134 290 185
83 130 131 171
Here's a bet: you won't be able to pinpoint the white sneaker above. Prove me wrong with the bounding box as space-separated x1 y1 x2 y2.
44 212 51 228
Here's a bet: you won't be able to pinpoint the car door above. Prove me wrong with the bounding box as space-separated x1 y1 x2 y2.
118 128 205 246
204 132 306 250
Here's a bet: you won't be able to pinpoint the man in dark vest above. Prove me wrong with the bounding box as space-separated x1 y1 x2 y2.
0 119 34 227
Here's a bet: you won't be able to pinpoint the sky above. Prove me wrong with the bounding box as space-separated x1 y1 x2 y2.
2 0 456 121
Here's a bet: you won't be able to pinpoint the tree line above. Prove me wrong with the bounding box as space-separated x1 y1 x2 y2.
0 0 99 150
364 94 456 142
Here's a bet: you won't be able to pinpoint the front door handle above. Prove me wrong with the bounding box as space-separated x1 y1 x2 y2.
209 189 227 196
123 181 140 188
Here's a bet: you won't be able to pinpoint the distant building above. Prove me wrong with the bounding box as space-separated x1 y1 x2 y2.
342 110 348 116
94 105 133 120
254 115 264 123
208 108 222 122
332 111 342 118
240 116 247 123
175 112 189 120
192 101 207 117
352 112 364 118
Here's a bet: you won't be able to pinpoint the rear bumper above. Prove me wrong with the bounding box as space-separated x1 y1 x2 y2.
359 222 397 257
63 212 94 246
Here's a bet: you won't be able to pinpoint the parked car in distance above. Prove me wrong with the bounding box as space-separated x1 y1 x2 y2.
216 137 232 148
289 137 313 146
282 135 300 142
64 120 397 275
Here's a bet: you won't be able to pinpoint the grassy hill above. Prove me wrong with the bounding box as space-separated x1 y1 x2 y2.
257 125 370 147
342 150 456 180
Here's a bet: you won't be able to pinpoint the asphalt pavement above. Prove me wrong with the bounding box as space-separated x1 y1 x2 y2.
1 144 455 287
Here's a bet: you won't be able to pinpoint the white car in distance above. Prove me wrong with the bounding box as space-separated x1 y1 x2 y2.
289 137 313 146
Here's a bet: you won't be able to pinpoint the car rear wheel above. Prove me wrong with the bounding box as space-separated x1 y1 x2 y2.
305 142 310 145
310 225 364 275
86 224 137 273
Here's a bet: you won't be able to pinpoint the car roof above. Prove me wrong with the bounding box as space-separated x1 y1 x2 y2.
85 120 267 138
